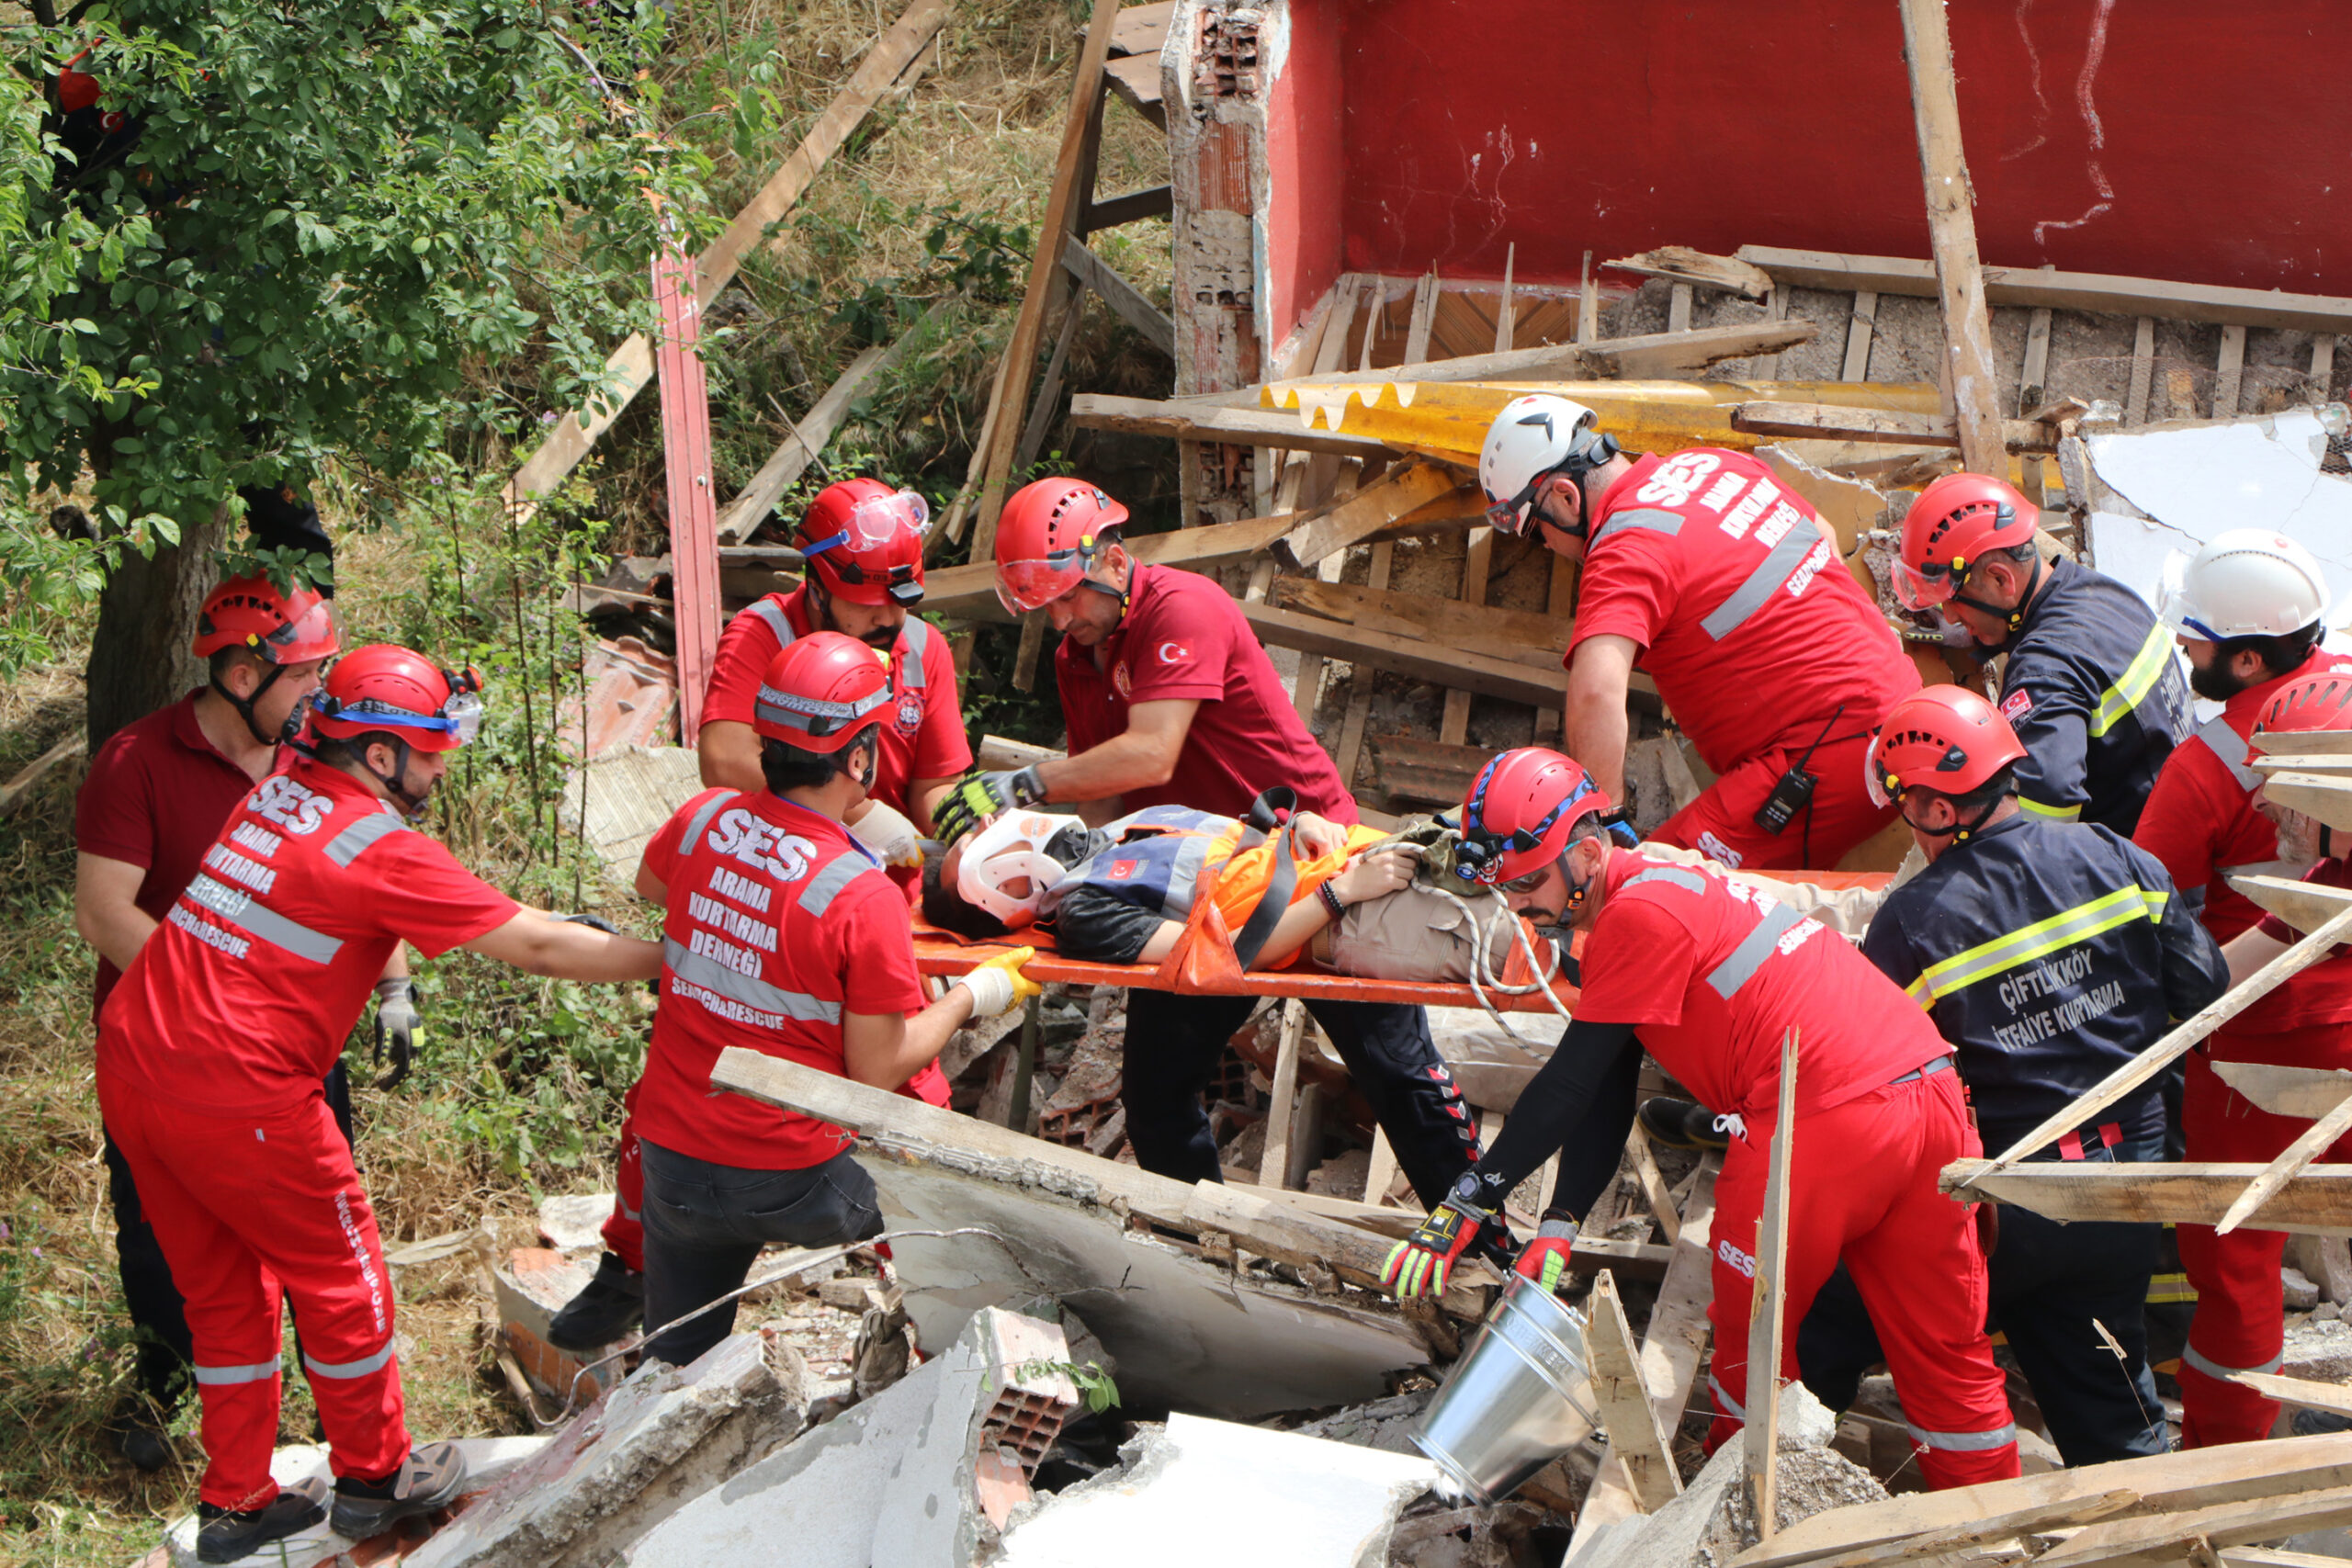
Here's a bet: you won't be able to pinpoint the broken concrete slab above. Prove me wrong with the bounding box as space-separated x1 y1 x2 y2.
994 1413 1438 1567
406 1328 808 1568
162 1437 551 1568
539 1192 616 1253
864 1144 1430 1417
621 1306 1073 1568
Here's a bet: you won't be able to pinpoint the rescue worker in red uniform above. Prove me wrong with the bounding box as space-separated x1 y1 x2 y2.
1793 687 2227 1465
2153 653 2352 1447
1476 395 1918 871
96 647 663 1563
1383 748 2019 1489
628 633 1038 1366
549 479 972 1351
1895 473 2191 836
942 477 1482 1206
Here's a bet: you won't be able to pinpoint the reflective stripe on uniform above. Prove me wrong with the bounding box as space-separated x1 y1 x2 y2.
1904 886 2165 1007
2147 1270 2198 1305
302 1342 396 1380
2197 714 2263 791
2182 1343 2282 1382
1705 903 1807 998
797 854 879 918
322 810 410 868
1593 507 1683 545
1626 865 1708 896
193 1359 281 1386
1906 1421 2018 1452
681 791 739 855
182 875 345 964
663 936 842 1022
2089 624 2176 738
1159 833 1219 918
2017 796 2084 823
899 616 931 693
1708 1373 1746 1420
1702 516 1824 642
745 597 796 649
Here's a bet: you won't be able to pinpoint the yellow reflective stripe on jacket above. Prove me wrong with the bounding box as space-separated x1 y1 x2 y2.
2089 624 2176 738
2017 796 2083 822
1907 886 2160 1007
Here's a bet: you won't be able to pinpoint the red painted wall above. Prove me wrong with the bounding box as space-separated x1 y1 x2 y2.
1262 0 1349 362
1323 0 2348 298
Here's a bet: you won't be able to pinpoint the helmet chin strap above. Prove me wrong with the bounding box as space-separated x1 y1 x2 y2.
1906 795 2001 845
368 737 433 818
212 662 292 747
1951 550 2042 634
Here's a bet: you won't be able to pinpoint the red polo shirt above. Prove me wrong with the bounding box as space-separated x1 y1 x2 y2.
702 585 972 817
97 760 520 1114
74 693 261 1014
1572 849 1941 1120
1572 449 1917 773
1055 563 1354 823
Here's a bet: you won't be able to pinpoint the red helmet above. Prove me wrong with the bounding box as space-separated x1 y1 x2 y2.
1455 749 1611 885
2253 670 2352 740
797 479 929 608
192 574 340 664
752 631 893 754
1865 684 2027 808
1894 473 2039 612
311 645 484 753
993 478 1129 615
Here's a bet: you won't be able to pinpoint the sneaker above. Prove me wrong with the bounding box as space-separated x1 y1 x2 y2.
1637 1096 1731 1153
545 1251 644 1353
196 1477 327 1563
328 1441 469 1541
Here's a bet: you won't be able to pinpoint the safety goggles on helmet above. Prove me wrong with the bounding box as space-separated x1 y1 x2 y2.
754 676 892 741
1455 769 1602 886
1863 730 1896 809
1483 464 1579 540
996 537 1108 616
1891 554 1964 612
2154 549 2225 642
331 667 488 744
803 489 931 554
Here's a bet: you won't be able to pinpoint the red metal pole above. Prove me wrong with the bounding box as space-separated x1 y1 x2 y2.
651 231 722 746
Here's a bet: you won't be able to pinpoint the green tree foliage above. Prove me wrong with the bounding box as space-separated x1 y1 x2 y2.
0 0 716 671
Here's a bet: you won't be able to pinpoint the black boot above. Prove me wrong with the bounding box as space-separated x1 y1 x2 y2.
1636 1096 1732 1153
329 1441 469 1541
104 1397 176 1473
196 1477 327 1563
545 1251 644 1352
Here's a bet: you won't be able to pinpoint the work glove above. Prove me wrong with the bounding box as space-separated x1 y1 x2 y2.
1595 807 1641 851
1381 1185 1497 1301
372 977 422 1091
932 767 1047 847
952 946 1042 1020
559 912 620 934
848 802 925 870
1513 1216 1579 1294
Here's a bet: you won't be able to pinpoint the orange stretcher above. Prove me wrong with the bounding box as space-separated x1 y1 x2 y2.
910 867 1896 1013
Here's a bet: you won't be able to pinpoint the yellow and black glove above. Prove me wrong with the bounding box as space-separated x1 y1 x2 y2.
933 766 1046 846
1381 1189 1497 1300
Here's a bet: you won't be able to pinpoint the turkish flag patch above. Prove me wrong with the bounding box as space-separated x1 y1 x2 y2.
2001 687 2034 721
1108 861 1137 880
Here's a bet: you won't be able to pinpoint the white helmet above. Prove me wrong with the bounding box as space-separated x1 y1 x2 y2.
956 808 1082 926
1477 394 1621 537
2158 529 2331 641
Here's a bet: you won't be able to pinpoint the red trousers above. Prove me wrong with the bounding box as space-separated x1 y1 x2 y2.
99 1074 408 1510
2177 1030 2352 1447
600 1060 953 1272
1654 733 1895 874
1705 1070 2018 1489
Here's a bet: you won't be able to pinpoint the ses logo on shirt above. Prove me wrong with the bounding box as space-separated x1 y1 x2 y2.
707 807 819 884
250 774 334 836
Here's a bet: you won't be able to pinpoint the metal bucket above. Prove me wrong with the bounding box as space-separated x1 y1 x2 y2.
1411 1274 1601 1505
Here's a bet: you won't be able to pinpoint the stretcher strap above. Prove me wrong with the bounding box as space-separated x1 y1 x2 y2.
1227 787 1301 974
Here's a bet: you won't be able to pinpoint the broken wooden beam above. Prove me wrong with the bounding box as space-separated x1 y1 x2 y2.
1271 579 1575 669
1207 321 1818 403
1736 245 2352 334
1898 0 2005 475
1080 183 1173 232
2216 1088 2352 1235
2251 773 2352 835
1270 461 1472 570
1069 393 1396 457
1604 246 1774 301
1585 1270 1683 1514
2228 1371 2352 1420
1238 602 1572 709
1731 400 2058 453
0 734 86 818
1059 236 1174 357
1941 1161 2352 1235
2211 1062 2352 1122
1745 1031 1799 1539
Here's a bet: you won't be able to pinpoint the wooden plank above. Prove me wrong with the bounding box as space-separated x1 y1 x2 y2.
1605 246 1774 301
2029 1484 2352 1568
716 313 934 542
1068 393 1392 457
1746 1031 1799 1539
1103 0 1176 54
1732 401 2059 453
2314 334 2339 393
2257 773 2352 834
2230 873 2352 937
1241 600 1583 710
1363 1128 1400 1206
1211 320 1816 403
971 0 1125 559
922 507 1299 620
2215 323 2248 418
1259 1000 1308 1190
2211 1062 2352 1121
1947 1161 2352 1235
1404 269 1439 367
505 0 946 516
1080 182 1172 232
1899 0 2005 472
1808 1492 2143 1568
1272 578 1575 667
652 244 723 745
1060 236 1174 358
0 734 86 818
1736 246 2352 333
1840 292 1878 382
1668 281 1693 335
1272 463 1467 570
1102 54 1165 130
1587 1270 1683 1514
1014 283 1090 473
2126 317 2156 426
2253 730 2352 758
1181 1179 1396 1287
2230 1371 2352 1418
2217 1089 2352 1235
1570 1156 1721 1554
1438 527 1494 746
1495 243 1518 352
2019 297 2055 416
1332 541 1395 792
1631 1123 1681 1244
